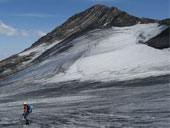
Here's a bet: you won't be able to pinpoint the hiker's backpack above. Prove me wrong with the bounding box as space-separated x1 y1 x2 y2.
27 104 33 113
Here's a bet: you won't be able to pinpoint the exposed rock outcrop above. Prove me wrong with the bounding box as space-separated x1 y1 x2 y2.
146 27 169 49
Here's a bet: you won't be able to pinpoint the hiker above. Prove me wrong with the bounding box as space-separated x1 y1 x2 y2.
23 102 33 125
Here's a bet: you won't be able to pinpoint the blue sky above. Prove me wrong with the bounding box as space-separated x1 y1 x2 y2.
0 0 169 60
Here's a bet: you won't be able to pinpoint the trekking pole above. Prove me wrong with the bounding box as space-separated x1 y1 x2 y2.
21 114 24 120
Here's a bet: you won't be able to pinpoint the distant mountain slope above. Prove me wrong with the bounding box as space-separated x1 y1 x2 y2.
0 4 169 80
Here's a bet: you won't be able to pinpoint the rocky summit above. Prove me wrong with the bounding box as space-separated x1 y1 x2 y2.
31 4 168 48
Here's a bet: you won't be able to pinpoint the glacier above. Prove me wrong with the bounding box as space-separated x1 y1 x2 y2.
2 23 168 84
48 23 169 83
0 23 169 128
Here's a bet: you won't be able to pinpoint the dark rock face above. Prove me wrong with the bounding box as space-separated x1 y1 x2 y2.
146 27 169 49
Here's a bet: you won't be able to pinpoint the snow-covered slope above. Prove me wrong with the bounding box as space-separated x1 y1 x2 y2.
4 23 169 84
0 5 169 81
19 40 61 64
0 40 62 80
48 23 169 82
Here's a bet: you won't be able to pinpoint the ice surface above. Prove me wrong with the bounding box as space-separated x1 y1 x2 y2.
0 76 169 128
49 23 169 83
2 23 169 84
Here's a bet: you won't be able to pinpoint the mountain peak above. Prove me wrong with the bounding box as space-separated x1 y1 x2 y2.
31 4 139 47
90 4 118 11
90 4 108 9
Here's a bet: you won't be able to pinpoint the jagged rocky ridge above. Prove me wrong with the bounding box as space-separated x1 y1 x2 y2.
0 4 169 80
